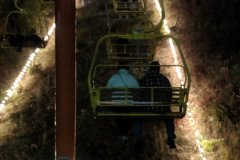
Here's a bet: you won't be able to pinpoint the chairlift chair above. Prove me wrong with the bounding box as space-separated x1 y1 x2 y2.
88 34 191 118
1 0 49 51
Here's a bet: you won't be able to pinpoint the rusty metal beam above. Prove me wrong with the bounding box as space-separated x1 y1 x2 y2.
55 0 76 159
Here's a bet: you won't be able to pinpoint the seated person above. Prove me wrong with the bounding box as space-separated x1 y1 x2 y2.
107 62 144 146
107 62 139 103
107 63 139 88
140 61 176 149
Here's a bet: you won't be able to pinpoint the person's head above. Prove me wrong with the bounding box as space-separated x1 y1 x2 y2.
149 61 160 72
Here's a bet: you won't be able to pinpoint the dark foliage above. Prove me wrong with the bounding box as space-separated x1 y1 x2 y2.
0 68 55 160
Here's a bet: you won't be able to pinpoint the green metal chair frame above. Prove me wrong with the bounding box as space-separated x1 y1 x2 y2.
88 34 191 118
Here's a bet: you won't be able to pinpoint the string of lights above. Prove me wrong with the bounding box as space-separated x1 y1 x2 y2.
153 0 207 159
0 23 56 113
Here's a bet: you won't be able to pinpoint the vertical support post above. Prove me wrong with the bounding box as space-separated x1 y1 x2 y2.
56 0 76 160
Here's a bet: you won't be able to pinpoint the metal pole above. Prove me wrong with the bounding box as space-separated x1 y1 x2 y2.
55 0 76 159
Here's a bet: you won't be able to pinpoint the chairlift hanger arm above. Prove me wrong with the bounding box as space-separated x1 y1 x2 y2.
3 11 25 39
3 0 29 39
14 0 24 12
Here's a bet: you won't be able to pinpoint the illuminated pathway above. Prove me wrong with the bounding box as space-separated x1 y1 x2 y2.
0 23 56 113
154 0 207 159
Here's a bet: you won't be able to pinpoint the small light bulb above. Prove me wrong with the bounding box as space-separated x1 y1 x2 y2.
7 89 13 97
44 35 49 41
27 60 31 64
199 148 204 153
196 139 200 144
181 80 184 85
22 67 27 73
34 48 40 53
13 83 18 89
194 130 200 137
29 53 36 61
15 77 21 83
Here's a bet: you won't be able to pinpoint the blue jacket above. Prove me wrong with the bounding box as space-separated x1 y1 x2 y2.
107 69 139 88
107 69 139 103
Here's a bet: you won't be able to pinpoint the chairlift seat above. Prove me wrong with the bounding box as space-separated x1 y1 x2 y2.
6 33 46 50
92 87 187 118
